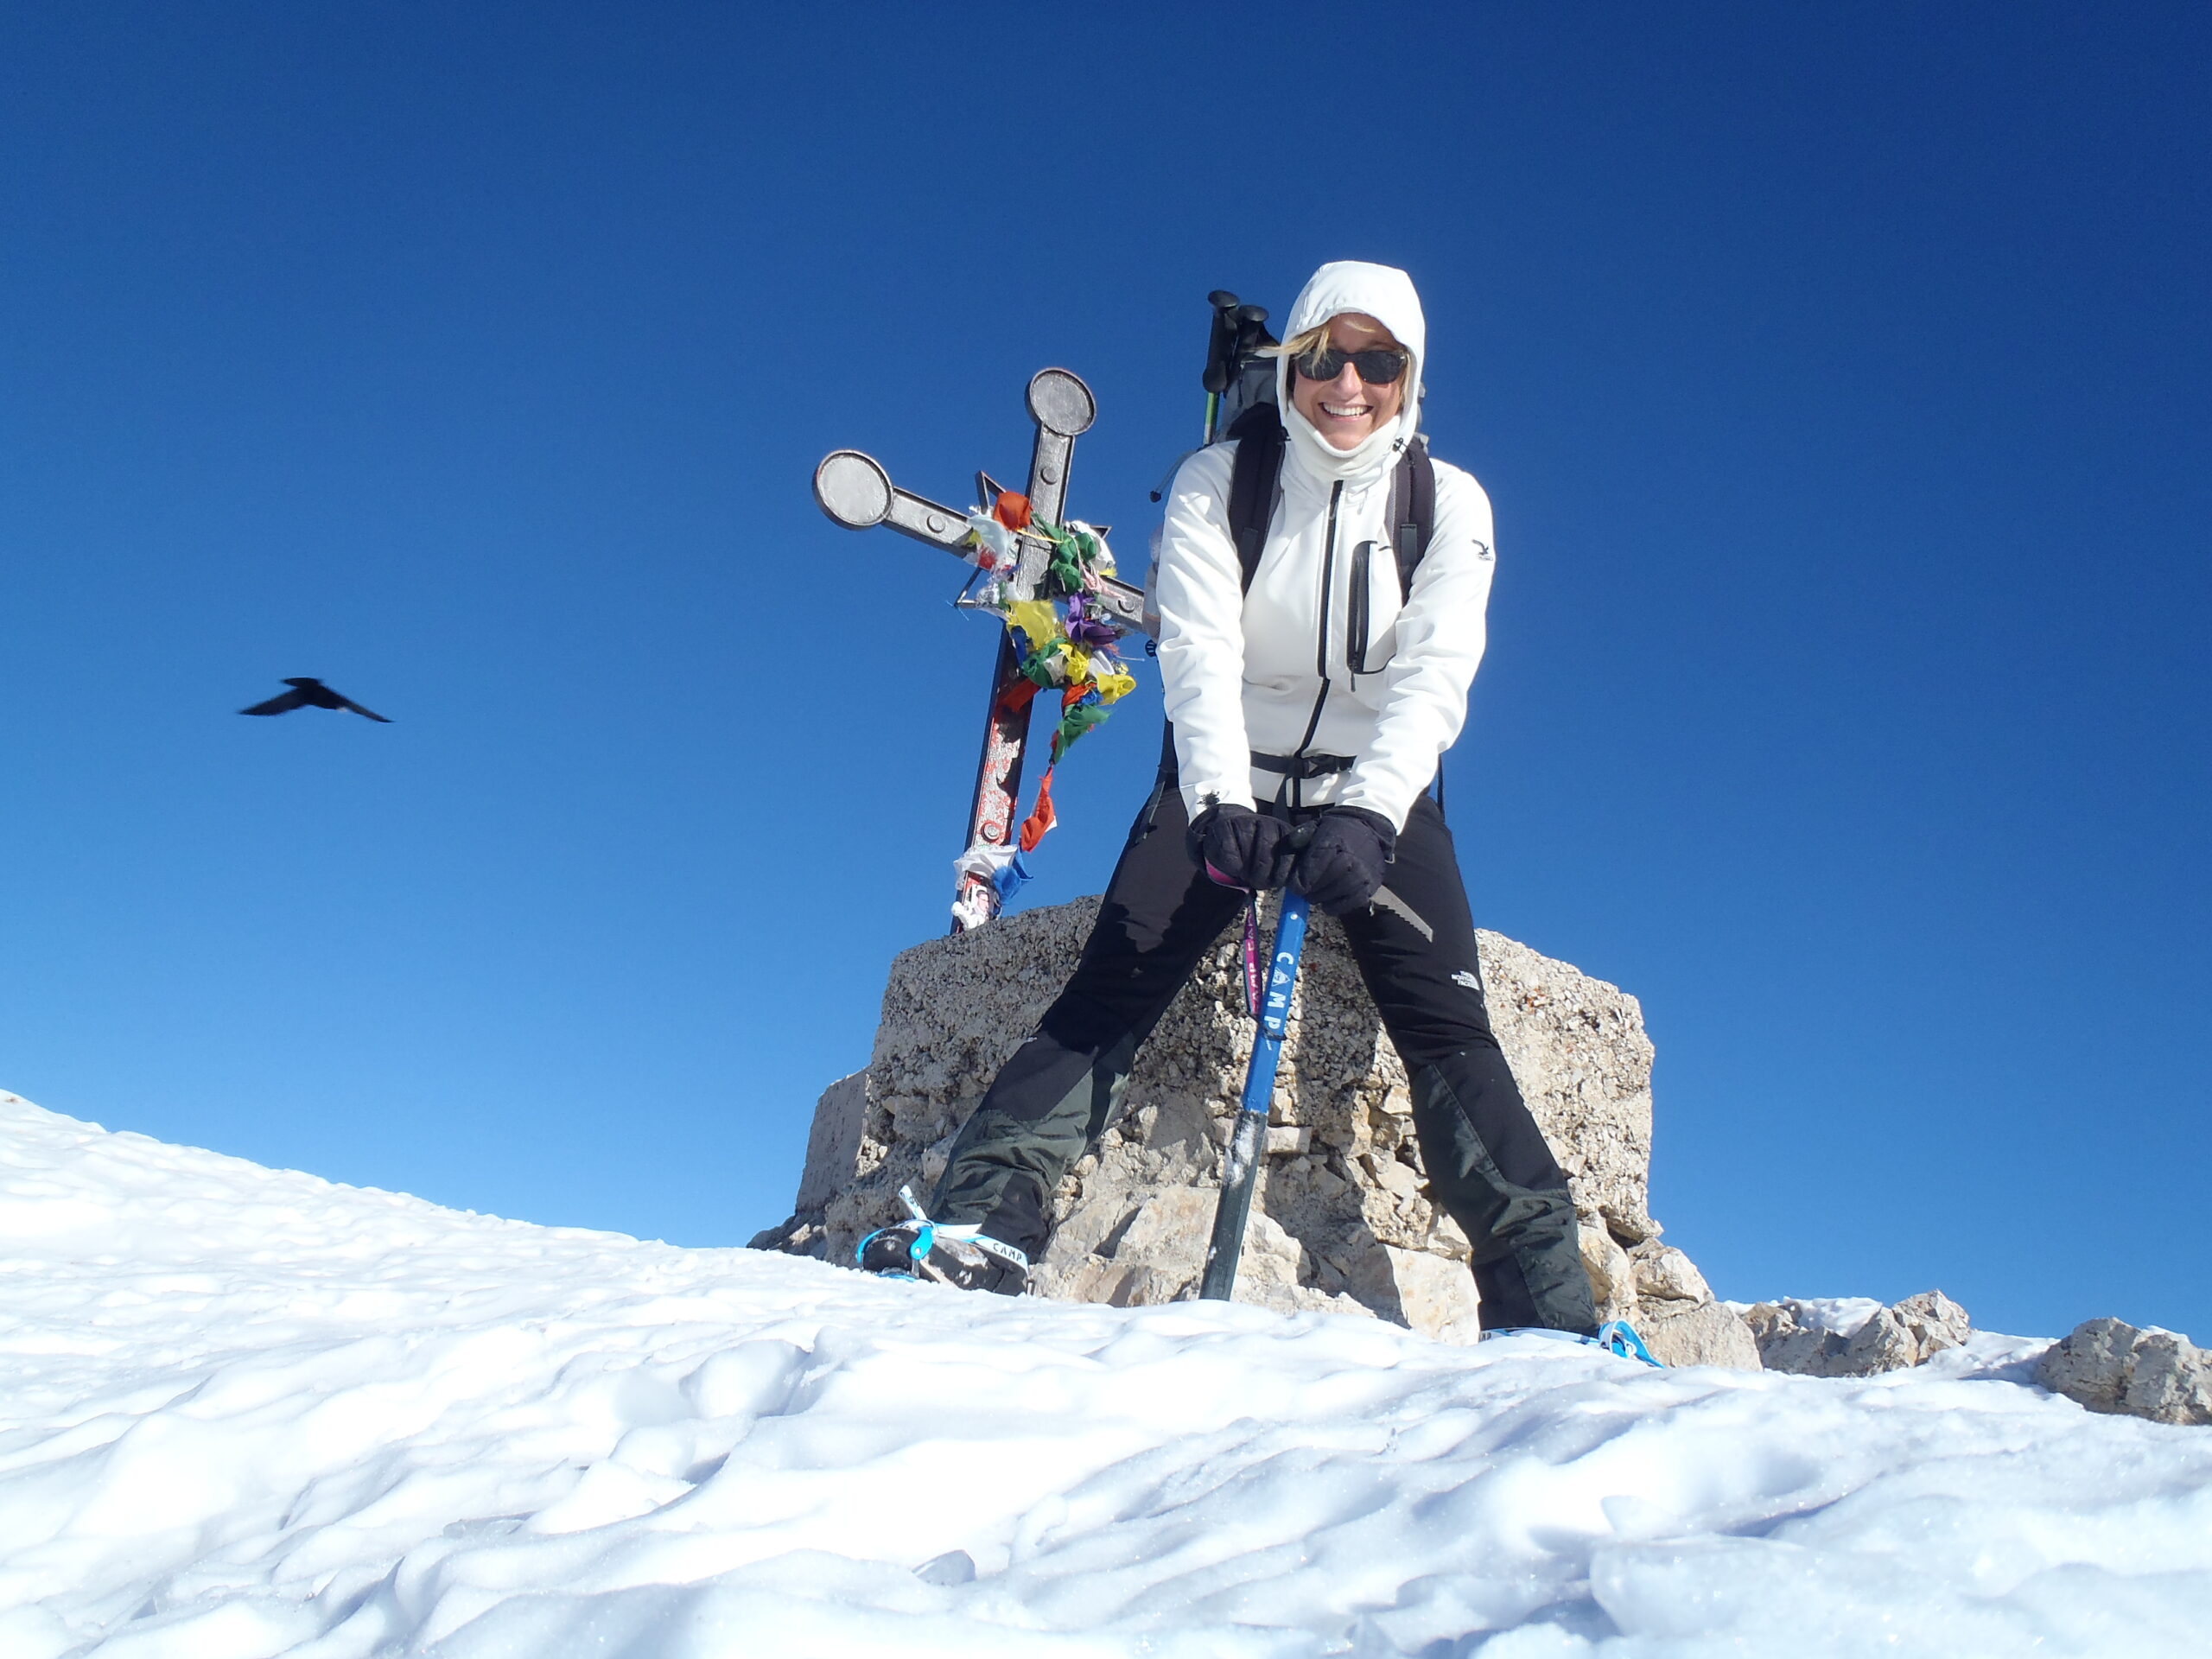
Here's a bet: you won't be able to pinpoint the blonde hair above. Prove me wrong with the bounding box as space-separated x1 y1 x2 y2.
1265 317 1409 370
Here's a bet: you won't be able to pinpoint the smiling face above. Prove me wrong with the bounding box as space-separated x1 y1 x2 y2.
1288 311 1408 451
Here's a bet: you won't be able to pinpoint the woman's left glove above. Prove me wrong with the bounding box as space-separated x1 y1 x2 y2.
1290 806 1398 914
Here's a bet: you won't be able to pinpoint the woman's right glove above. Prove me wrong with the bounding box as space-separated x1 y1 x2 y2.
1186 803 1299 891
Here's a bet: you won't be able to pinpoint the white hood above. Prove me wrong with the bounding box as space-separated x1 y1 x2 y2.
1274 260 1427 486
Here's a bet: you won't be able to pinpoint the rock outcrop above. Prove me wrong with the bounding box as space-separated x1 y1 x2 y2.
1623 1242 1763 1370
2038 1318 2212 1426
755 895 1755 1366
1744 1292 1974 1376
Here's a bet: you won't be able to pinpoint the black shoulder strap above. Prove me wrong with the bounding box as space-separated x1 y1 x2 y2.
1392 438 1435 602
1227 412 1429 601
1224 403 1286 595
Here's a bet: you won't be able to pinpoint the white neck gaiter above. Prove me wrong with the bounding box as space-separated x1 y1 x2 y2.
1281 398 1407 488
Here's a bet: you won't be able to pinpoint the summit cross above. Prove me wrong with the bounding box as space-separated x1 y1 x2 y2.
813 369 1145 931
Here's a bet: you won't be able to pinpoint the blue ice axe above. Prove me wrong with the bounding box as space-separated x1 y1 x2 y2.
1198 885 1312 1301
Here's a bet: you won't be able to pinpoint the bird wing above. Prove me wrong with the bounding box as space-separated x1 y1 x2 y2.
240 688 313 716
335 693 392 722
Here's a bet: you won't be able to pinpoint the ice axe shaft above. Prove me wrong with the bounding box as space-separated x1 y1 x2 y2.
1198 815 1317 1302
1198 888 1308 1300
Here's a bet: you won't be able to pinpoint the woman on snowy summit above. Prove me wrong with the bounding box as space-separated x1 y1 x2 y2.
863 260 1602 1340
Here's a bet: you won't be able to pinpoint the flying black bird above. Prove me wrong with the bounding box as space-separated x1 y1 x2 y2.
239 677 392 722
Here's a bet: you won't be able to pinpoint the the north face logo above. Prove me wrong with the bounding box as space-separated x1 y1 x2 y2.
1452 969 1481 990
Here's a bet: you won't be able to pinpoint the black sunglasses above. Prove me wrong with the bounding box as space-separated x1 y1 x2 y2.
1293 346 1409 385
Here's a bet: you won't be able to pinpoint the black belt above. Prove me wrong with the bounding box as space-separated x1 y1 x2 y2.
1251 750 1355 780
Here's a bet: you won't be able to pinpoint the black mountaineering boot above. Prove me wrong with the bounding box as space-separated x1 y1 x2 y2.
856 1188 1030 1295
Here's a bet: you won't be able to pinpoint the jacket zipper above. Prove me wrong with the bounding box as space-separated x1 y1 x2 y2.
1313 482 1342 682
1277 480 1344 805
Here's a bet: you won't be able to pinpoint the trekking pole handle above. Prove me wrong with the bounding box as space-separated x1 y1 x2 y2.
1203 290 1243 397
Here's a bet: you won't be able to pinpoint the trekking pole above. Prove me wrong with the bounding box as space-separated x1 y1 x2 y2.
1202 291 1272 446
1198 834 1315 1301
1203 290 1241 444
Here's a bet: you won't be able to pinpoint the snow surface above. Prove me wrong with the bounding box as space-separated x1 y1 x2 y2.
1723 1297 1885 1339
4 1090 2211 1658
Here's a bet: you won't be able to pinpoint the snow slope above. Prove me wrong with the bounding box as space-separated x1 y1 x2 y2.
3 1091 2209 1658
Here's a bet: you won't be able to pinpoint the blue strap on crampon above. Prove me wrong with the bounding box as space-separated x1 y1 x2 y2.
856 1185 941 1280
1478 1322 1663 1368
854 1222 929 1280
1594 1320 1661 1366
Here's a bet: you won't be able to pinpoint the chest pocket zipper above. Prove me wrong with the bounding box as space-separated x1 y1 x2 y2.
1348 539 1377 674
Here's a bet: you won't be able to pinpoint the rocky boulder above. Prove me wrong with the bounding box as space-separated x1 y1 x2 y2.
2038 1318 2212 1426
1743 1292 1974 1376
755 894 1755 1366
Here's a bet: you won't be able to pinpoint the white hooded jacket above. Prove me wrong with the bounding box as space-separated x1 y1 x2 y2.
1154 261 1497 830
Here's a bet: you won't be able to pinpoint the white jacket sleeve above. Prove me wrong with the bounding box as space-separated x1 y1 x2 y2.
1337 467 1497 830
1152 445 1256 818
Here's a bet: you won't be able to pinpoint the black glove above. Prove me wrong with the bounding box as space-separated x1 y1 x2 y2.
1186 803 1299 891
1290 806 1398 914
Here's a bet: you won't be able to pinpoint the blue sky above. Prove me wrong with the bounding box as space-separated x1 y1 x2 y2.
4 2 2206 1342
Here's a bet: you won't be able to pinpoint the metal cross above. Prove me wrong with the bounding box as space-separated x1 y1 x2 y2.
813 369 1144 930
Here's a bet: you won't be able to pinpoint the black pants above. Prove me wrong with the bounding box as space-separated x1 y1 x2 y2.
931 783 1598 1332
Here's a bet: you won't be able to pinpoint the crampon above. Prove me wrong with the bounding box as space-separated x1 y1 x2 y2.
855 1186 1029 1295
